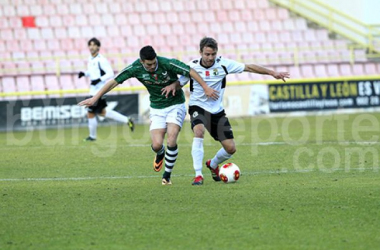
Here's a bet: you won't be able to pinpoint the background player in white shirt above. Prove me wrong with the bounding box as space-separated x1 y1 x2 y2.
78 38 134 141
167 37 289 185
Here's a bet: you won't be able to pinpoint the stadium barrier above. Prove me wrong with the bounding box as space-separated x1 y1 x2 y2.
1 76 380 131
0 93 138 132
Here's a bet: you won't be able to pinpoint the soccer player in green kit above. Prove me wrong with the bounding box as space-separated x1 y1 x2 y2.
79 46 218 185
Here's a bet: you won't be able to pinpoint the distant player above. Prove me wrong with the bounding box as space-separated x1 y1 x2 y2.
78 37 134 141
164 37 289 185
79 45 218 185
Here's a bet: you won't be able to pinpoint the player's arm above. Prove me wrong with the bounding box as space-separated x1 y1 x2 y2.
79 65 133 106
244 64 290 82
78 79 118 107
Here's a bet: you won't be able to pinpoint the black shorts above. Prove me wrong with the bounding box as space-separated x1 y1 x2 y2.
87 96 107 114
189 105 234 142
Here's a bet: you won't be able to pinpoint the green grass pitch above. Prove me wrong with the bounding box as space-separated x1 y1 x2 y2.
1 113 379 249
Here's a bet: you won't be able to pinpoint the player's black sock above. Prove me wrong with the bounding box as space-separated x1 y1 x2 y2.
152 144 165 155
163 171 171 180
163 145 178 180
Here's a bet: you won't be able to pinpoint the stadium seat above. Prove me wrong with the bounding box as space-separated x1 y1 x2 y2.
30 75 46 98
277 8 289 19
148 2 160 13
314 64 328 77
75 14 88 26
220 1 232 10
327 64 340 77
258 0 270 8
354 50 367 62
9 17 22 28
300 65 315 78
31 61 46 74
172 1 185 11
1 77 17 100
267 33 279 43
6 40 20 52
288 66 302 79
197 23 210 34
265 8 278 20
352 64 364 76
304 30 316 42
69 3 82 15
159 24 172 36
44 75 61 97
216 11 228 22
0 29 13 40
253 9 265 20
50 16 62 27
30 5 43 16
0 17 9 29
46 40 60 51
43 5 57 15
3 6 16 17
59 75 76 96
255 32 267 43
283 19 295 30
166 12 179 24
54 27 68 39
364 63 378 75
56 4 69 15
59 60 73 73
294 18 307 30
259 20 271 31
315 30 328 40
339 64 353 76
241 10 253 21
95 3 108 14
271 20 283 31
35 16 49 27
40 28 54 39
15 76 31 100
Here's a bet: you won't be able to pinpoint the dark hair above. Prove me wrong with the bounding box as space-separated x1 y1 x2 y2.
200 37 218 52
139 46 157 61
88 37 101 47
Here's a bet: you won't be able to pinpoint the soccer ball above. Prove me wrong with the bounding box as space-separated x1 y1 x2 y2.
219 163 241 183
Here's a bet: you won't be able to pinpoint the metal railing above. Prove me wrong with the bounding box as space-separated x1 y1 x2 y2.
0 45 370 77
270 0 380 54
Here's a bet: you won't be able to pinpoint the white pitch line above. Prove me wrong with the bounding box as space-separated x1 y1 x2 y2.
0 167 377 182
1 141 379 151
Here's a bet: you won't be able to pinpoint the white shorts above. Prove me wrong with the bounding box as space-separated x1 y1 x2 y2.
149 103 187 131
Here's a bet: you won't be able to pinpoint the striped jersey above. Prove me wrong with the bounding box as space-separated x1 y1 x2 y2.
179 57 245 114
115 56 190 109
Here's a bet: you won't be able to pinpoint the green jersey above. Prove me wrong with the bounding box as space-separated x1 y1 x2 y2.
114 56 191 109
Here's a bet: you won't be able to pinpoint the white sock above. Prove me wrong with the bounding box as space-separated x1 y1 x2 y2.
88 117 97 139
105 110 129 123
210 148 232 169
192 137 204 177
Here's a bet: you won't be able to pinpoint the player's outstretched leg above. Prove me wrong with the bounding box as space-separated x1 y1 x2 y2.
162 145 178 185
208 139 236 181
104 110 134 132
192 137 204 185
